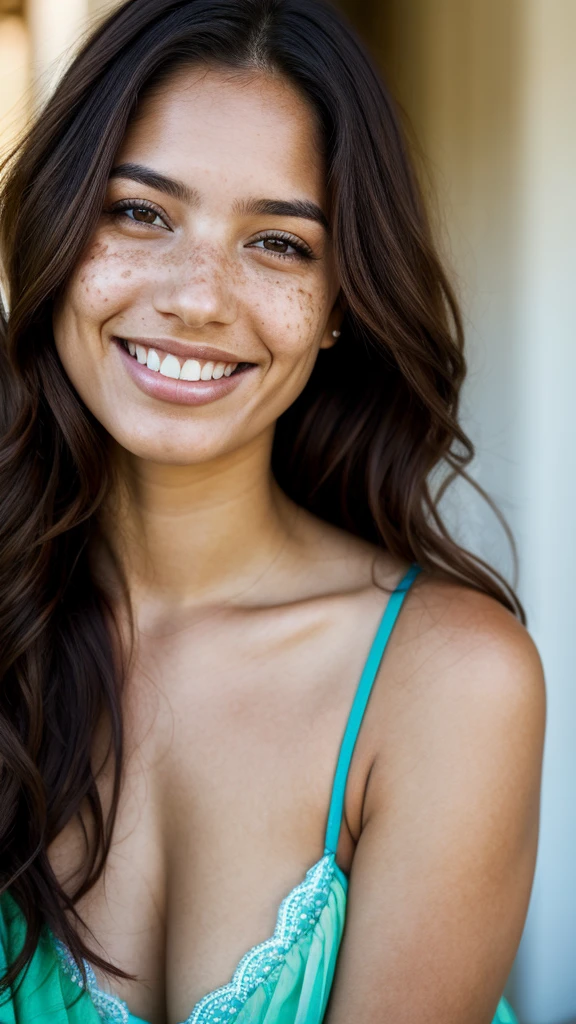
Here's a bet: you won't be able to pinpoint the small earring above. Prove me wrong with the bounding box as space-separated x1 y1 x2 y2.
331 329 341 338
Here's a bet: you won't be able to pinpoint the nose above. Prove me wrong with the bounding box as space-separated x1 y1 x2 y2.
152 246 238 329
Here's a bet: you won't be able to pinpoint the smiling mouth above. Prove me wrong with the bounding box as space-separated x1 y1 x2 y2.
115 337 253 381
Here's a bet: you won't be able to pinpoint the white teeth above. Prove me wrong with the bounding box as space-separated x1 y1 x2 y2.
181 359 201 381
128 344 240 381
146 348 160 372
160 353 181 379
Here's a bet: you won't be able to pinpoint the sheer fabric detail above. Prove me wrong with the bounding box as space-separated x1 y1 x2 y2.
186 853 335 1023
52 853 337 1024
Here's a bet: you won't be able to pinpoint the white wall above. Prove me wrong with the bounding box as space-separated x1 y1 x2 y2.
374 1 576 1021
512 2 576 1019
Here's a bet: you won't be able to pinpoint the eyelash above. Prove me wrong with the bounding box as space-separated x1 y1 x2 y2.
248 231 315 261
106 201 316 261
107 199 168 228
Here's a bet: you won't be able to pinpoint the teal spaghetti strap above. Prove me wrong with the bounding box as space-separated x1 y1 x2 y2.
324 563 422 855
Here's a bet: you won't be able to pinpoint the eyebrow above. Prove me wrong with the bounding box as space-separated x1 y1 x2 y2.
109 162 329 231
109 163 199 205
233 197 329 231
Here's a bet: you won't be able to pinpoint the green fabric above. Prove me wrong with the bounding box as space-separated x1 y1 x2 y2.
1 887 518 1024
233 868 517 1024
234 871 347 1024
0 892 100 1024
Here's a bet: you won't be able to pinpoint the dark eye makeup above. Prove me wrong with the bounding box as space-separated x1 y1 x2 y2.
104 200 318 261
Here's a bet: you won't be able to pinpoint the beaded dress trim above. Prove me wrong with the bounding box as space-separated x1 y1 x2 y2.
53 852 337 1024
53 938 130 1024
186 852 336 1024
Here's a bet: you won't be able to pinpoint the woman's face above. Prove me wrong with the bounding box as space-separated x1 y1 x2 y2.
53 67 340 465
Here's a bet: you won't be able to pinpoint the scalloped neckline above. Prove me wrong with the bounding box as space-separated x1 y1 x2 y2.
53 852 349 1024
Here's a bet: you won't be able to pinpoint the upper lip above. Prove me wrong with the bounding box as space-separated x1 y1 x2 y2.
114 336 252 363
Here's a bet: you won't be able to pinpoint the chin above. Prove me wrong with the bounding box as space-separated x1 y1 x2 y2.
107 422 243 467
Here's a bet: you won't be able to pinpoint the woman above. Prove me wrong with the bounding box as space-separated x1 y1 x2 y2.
0 0 545 1022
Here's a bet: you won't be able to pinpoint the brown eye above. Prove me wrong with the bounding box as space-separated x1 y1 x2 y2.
248 234 312 260
263 238 290 253
131 208 158 224
109 202 169 230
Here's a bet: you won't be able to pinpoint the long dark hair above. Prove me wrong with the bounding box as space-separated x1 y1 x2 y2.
0 0 524 988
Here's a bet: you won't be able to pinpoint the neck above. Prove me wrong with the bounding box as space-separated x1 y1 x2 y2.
99 430 294 618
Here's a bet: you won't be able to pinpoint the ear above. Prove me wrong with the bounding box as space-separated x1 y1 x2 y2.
319 293 346 350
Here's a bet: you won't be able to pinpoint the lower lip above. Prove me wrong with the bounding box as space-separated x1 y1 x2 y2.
114 339 253 407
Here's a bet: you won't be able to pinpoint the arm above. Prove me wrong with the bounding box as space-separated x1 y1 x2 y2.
325 582 546 1023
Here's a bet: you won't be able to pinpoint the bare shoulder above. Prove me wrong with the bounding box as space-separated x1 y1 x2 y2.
286 502 546 754
320 568 545 1020
364 569 547 827
394 572 546 721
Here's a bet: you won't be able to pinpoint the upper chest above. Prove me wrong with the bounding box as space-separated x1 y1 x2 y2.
49 596 394 1023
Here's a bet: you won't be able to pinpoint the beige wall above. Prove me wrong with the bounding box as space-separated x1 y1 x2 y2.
0 0 122 127
26 0 122 106
365 3 576 1021
0 13 28 157
379 0 526 569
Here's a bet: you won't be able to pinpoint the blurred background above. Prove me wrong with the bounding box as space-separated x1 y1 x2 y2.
0 0 574 1020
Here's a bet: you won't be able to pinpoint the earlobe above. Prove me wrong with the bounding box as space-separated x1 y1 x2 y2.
321 291 345 349
319 325 342 350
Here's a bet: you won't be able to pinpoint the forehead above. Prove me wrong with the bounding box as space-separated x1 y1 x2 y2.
115 67 326 207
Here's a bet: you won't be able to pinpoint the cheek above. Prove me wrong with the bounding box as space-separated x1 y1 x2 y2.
248 272 331 360
58 236 151 329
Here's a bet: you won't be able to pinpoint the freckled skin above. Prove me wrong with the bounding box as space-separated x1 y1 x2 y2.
53 68 341 466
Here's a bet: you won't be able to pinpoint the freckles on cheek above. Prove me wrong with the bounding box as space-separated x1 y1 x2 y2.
295 285 321 333
69 239 149 319
253 277 330 354
284 283 329 351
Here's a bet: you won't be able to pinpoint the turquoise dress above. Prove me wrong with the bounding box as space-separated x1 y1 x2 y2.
0 564 517 1024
